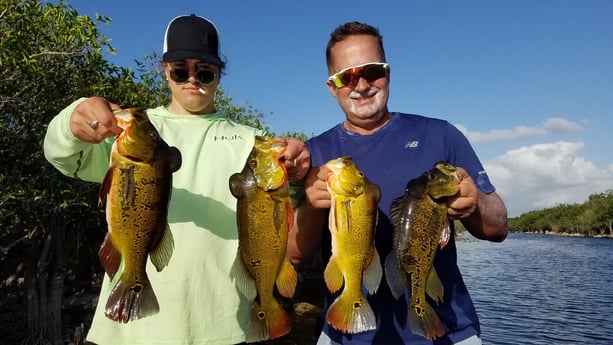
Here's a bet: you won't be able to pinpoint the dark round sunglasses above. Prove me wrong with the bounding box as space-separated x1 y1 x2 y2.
169 68 217 85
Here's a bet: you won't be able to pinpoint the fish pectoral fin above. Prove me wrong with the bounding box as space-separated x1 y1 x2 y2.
149 224 174 272
167 146 182 173
384 252 406 300
98 167 114 206
275 257 297 298
425 268 444 305
440 218 451 249
229 173 245 199
363 249 382 295
230 249 257 300
99 233 121 279
324 257 344 293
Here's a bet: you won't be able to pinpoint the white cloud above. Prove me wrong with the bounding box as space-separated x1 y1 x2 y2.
484 141 613 217
456 117 583 143
543 117 584 132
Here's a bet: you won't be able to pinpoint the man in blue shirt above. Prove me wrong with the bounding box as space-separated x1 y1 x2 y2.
287 22 508 345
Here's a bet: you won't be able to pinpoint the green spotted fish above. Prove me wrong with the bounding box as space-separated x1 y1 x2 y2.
99 108 181 323
230 136 297 342
324 156 382 334
384 161 460 340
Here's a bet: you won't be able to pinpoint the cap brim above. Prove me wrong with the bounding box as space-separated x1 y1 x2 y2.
162 50 222 66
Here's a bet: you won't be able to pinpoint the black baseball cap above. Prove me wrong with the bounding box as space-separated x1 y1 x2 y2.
162 14 223 66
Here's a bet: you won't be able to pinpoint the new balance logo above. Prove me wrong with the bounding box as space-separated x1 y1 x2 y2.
405 141 419 148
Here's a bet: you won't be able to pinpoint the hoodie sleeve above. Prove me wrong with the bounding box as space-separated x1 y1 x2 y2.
43 98 113 183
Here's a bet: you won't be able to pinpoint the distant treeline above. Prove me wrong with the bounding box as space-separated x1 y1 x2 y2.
508 190 613 236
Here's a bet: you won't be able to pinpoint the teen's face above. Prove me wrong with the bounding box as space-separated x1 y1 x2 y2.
164 59 220 115
326 35 390 131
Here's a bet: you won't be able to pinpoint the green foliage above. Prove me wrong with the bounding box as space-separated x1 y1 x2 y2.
508 190 613 236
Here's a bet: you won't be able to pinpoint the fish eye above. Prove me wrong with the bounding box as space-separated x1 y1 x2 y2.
358 171 364 177
249 159 258 168
150 131 159 141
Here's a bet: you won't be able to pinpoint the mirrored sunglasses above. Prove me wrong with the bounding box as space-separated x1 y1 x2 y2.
169 68 217 85
328 62 389 89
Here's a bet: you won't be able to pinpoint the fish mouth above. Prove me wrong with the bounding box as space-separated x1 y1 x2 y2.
113 109 134 130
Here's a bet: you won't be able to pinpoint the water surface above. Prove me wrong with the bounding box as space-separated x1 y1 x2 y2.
457 232 613 344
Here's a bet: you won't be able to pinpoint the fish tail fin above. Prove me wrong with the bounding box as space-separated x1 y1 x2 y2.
323 256 344 293
149 224 174 272
230 248 257 301
326 292 376 334
99 233 121 279
276 257 297 298
245 300 292 342
408 302 445 340
426 268 444 304
363 249 382 295
104 273 159 323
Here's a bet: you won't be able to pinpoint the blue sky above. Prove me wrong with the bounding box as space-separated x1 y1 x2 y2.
62 0 613 217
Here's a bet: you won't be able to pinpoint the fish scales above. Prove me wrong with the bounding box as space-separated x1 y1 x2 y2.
230 136 297 343
99 108 181 323
385 161 459 340
324 156 382 334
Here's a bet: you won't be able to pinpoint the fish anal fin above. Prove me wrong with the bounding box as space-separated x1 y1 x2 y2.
99 233 121 279
425 268 444 305
384 252 406 300
149 224 174 272
230 248 257 301
363 249 382 295
276 257 297 298
323 257 344 293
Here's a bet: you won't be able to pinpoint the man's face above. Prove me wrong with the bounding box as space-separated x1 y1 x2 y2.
326 35 390 131
164 59 220 114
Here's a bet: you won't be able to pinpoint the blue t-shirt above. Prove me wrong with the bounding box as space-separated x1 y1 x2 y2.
306 113 495 345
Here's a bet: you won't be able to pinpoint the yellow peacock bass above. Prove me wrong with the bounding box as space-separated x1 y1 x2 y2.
98 108 181 323
229 136 297 342
323 156 382 334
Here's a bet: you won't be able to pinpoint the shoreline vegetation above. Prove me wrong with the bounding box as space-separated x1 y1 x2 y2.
521 230 613 239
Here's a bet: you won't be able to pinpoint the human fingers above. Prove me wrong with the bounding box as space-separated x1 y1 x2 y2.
447 167 478 219
304 166 331 209
278 138 311 180
69 97 123 143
